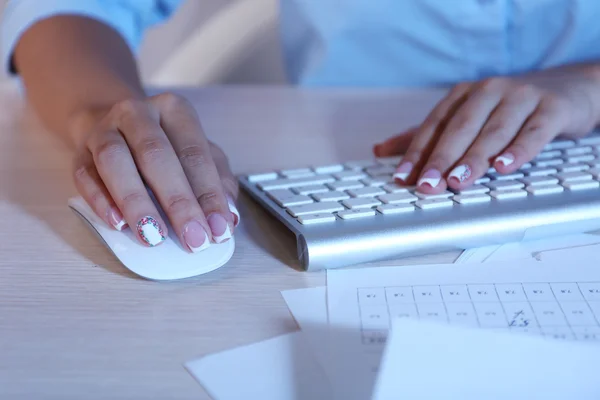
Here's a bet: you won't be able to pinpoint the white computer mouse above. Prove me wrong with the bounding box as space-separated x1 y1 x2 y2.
68 196 235 280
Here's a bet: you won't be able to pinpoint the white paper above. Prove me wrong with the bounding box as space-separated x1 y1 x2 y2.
185 332 332 400
456 233 600 264
326 259 600 400
373 318 600 400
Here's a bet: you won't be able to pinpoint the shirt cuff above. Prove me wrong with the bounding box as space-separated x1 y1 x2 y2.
1 0 143 75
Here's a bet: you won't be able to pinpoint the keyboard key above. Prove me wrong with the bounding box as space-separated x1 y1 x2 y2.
287 202 345 217
361 177 391 187
342 198 381 209
564 146 593 156
293 184 330 195
415 198 454 210
524 166 558 176
543 139 575 150
365 166 396 176
520 162 533 169
312 191 350 202
519 176 559 186
556 162 590 172
314 164 344 174
526 185 564 196
248 172 278 182
333 171 367 181
272 195 314 207
266 189 296 200
378 193 418 204
258 175 335 190
486 180 524 191
455 184 490 194
474 176 491 184
338 209 376 220
532 158 564 167
490 189 528 199
568 154 595 163
562 181 600 191
297 213 337 225
376 203 414 214
345 160 378 170
452 194 491 204
535 150 562 159
383 183 411 193
577 135 600 146
415 191 453 199
348 187 386 198
555 172 593 182
280 168 315 178
487 171 525 181
327 180 364 191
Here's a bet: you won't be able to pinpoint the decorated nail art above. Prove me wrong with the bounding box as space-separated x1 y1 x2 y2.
495 153 515 167
449 164 472 183
394 161 413 181
136 216 166 246
417 169 442 188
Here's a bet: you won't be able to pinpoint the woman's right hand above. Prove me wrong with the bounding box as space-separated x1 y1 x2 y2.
71 92 239 252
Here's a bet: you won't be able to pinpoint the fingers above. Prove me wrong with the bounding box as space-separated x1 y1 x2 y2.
446 85 541 189
373 127 417 157
150 93 235 240
493 97 566 172
87 128 169 247
73 150 126 231
394 83 471 185
415 79 506 193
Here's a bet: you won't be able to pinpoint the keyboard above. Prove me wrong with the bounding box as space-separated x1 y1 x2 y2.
239 133 600 271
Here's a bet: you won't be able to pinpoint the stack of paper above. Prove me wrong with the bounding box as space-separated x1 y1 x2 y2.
186 235 600 399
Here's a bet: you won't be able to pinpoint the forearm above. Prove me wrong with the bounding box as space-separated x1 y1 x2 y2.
13 15 145 145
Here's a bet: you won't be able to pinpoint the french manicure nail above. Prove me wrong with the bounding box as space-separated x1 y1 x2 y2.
393 161 413 181
418 169 442 188
448 164 472 183
227 196 240 227
109 207 126 231
136 216 166 246
207 213 232 243
495 153 515 167
183 220 210 253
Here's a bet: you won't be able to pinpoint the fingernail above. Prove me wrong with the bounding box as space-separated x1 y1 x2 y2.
227 196 240 227
183 220 210 253
393 161 413 181
136 216 166 246
495 153 515 167
207 213 232 243
109 207 126 231
418 169 442 188
448 164 472 183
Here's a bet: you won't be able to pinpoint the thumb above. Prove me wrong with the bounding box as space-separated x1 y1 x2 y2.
373 127 418 157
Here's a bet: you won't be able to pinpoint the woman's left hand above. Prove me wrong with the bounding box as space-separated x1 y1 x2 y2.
374 65 600 193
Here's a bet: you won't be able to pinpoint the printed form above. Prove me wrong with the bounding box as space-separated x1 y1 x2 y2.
326 258 600 400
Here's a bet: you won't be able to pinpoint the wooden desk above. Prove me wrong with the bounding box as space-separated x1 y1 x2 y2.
0 83 460 399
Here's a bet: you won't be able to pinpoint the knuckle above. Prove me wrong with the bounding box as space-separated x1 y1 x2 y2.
482 120 510 138
178 145 209 169
121 191 146 208
479 77 506 92
73 162 92 183
525 116 552 135
197 189 221 208
137 138 169 164
94 139 128 166
164 194 193 216
221 177 239 198
450 111 475 132
154 92 191 112
87 190 105 210
112 98 147 119
511 83 538 99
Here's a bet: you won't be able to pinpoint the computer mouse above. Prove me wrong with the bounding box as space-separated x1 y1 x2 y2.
68 196 235 280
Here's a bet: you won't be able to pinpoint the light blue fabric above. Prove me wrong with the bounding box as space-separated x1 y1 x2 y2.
4 0 600 87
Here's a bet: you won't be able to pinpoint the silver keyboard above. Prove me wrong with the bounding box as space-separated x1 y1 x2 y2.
239 134 600 271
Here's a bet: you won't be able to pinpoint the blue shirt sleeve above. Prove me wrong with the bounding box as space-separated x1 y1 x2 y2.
1 0 176 75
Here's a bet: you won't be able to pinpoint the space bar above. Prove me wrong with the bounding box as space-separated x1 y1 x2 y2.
287 202 344 217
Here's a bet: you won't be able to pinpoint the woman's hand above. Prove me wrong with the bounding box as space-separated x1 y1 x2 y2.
72 93 239 252
374 65 600 193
